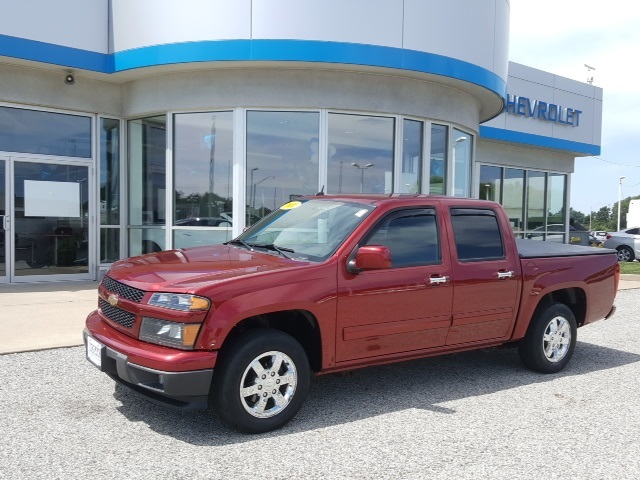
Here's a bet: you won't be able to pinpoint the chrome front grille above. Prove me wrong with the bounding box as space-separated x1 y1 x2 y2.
99 298 136 329
101 276 145 303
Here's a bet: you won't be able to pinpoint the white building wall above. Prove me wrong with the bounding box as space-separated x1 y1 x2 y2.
0 0 109 53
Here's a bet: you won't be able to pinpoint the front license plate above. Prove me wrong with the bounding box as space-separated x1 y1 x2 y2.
86 336 103 368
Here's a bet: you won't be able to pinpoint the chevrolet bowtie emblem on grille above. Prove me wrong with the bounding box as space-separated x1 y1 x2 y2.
108 294 119 306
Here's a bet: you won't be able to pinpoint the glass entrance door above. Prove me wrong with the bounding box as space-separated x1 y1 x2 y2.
0 159 6 282
7 159 92 282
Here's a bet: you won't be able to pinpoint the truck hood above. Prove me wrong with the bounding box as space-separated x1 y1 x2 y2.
106 244 311 292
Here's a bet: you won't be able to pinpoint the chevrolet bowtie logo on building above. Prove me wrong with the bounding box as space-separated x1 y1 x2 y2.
108 294 119 306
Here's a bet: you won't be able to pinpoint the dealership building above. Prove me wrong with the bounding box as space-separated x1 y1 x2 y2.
0 0 602 284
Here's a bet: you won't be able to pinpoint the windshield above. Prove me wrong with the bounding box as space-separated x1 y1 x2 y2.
234 198 374 262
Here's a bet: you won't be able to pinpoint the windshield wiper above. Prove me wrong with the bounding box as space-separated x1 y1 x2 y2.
225 239 253 251
252 244 295 258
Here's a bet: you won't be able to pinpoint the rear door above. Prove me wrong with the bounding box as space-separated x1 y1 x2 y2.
445 207 520 345
336 205 454 362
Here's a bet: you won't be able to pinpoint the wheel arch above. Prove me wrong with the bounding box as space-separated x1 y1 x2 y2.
531 287 586 328
220 310 323 372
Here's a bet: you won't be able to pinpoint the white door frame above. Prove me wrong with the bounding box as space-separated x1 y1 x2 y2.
1 155 95 283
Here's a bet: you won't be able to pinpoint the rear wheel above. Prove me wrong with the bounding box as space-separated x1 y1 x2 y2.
616 246 634 262
518 302 577 373
212 329 310 433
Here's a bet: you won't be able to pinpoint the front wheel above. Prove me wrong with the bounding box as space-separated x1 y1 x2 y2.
617 246 635 262
212 329 310 433
518 302 577 373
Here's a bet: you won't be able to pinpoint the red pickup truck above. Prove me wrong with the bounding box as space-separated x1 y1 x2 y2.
84 195 619 433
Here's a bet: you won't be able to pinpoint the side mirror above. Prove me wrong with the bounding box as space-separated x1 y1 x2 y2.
347 245 392 273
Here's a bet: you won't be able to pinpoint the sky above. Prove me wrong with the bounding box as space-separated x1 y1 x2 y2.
508 0 640 215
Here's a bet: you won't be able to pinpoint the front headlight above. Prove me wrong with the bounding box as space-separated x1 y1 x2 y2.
139 317 202 350
147 293 210 311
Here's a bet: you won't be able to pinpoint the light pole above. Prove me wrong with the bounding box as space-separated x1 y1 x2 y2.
351 162 374 193
252 176 275 213
483 183 491 200
617 176 626 231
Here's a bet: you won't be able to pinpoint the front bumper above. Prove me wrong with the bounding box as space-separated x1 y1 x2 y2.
83 325 215 410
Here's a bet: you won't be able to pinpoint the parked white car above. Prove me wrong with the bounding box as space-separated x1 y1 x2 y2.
603 228 640 262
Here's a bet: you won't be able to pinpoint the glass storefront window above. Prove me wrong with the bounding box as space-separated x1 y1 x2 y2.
327 113 394 195
100 228 119 263
128 116 166 255
128 116 166 227
246 111 320 224
503 168 525 233
479 165 501 202
429 124 447 194
400 119 423 193
547 173 567 229
173 111 233 246
0 106 91 158
452 129 472 197
526 171 546 233
129 228 165 256
100 118 120 226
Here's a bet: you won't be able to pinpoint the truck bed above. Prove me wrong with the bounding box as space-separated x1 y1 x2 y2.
516 238 616 259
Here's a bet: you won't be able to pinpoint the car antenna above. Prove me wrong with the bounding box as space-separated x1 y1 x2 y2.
316 185 325 196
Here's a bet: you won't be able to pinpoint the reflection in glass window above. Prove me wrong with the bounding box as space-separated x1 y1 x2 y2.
547 173 566 228
503 168 525 233
128 228 166 256
100 228 119 263
100 118 120 226
479 165 501 202
327 113 394 195
246 111 320 225
0 106 91 158
430 124 447 194
173 112 233 245
128 116 166 227
526 171 546 232
452 129 472 197
400 120 423 193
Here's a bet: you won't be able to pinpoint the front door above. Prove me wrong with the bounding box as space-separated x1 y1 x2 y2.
336 206 453 362
1 157 93 283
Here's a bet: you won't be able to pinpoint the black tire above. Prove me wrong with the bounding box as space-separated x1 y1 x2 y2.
616 246 635 262
211 328 310 433
518 302 577 374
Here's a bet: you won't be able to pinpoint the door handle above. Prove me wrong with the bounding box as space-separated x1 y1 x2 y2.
429 275 449 285
497 270 514 279
0 215 8 230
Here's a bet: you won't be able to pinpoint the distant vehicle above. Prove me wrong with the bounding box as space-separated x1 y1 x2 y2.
604 228 640 262
526 224 581 243
591 231 608 241
175 217 231 227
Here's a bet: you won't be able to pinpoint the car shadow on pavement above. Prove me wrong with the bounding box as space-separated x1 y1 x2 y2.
112 340 640 445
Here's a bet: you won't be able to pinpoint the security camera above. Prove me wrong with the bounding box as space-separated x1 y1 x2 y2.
64 73 75 85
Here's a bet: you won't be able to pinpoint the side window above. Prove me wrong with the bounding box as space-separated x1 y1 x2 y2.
451 208 504 261
363 209 440 268
626 228 639 235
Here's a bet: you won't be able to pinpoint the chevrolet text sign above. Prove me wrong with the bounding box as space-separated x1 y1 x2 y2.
505 94 582 127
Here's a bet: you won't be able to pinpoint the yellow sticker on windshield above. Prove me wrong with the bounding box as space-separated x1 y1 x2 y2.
280 201 302 210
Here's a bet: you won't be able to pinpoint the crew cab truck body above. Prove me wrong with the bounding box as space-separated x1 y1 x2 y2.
84 195 619 433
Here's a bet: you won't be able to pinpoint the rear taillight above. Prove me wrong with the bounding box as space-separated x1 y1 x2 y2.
614 262 620 293
606 234 612 239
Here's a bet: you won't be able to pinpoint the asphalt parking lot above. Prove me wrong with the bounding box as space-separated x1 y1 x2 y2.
1 290 639 480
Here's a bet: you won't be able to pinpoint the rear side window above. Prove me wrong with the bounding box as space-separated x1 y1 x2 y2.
450 208 504 262
363 209 440 268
